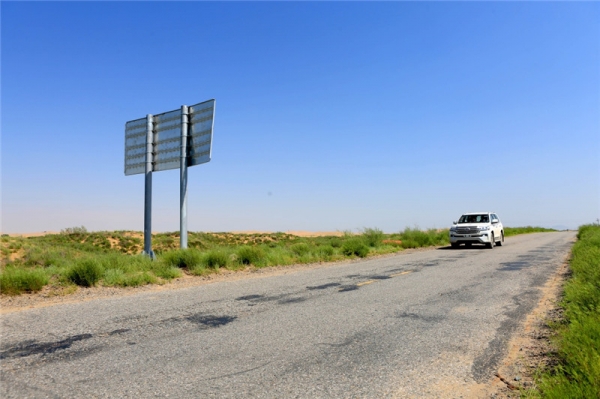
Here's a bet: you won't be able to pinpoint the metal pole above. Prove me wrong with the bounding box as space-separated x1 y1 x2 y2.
180 105 189 249
144 114 155 259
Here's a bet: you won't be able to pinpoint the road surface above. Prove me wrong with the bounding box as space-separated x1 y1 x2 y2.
1 232 575 398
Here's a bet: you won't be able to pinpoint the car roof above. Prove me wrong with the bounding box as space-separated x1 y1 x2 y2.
462 212 493 215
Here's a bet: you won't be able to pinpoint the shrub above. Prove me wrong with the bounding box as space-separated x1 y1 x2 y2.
161 249 202 269
362 228 385 247
68 258 104 287
264 247 295 267
342 238 369 258
0 267 49 295
317 245 335 257
397 228 449 248
329 238 342 248
237 246 265 265
202 250 229 269
290 243 310 256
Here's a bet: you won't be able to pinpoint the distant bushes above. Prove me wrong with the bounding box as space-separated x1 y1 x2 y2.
61 226 88 235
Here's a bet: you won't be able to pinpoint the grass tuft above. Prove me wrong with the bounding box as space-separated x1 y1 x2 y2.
362 228 385 247
236 246 265 266
202 250 229 269
341 238 369 257
0 267 49 295
290 242 311 256
68 258 104 287
160 249 202 269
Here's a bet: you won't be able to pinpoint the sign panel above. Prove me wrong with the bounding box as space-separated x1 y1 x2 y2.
124 117 147 176
123 99 215 253
153 108 182 172
188 99 215 167
124 99 215 175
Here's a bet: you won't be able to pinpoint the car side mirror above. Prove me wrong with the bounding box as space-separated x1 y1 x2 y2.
492 219 499 224
452 221 457 225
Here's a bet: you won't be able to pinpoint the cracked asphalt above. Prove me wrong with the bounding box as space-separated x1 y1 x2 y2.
0 232 575 398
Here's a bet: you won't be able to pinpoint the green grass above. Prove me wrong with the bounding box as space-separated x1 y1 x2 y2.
202 249 230 269
362 228 385 247
504 226 556 237
0 226 560 296
389 227 449 249
161 249 202 269
67 258 104 287
341 238 370 257
0 267 49 295
526 224 600 398
236 245 266 266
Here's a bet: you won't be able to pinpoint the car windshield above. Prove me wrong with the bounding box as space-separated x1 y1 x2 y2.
458 214 489 223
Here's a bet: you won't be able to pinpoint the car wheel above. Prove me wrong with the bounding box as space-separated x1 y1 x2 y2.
497 232 504 246
451 243 459 248
487 233 495 249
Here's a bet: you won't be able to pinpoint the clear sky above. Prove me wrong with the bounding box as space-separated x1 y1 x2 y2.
2 1 599 234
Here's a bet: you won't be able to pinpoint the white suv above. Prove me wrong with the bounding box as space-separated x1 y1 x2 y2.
449 212 504 249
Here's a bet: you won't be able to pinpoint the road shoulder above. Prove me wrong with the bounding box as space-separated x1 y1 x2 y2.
484 259 568 398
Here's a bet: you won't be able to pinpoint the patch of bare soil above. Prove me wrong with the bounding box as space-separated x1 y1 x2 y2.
483 260 569 398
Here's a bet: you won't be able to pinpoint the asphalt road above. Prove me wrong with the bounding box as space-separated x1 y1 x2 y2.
1 232 575 398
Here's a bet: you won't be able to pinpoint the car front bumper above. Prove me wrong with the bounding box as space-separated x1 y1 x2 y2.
449 232 493 244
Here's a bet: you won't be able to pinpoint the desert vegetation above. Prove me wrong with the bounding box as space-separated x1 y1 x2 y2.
0 226 553 296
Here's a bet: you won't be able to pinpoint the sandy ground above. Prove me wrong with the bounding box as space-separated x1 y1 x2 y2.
5 231 61 237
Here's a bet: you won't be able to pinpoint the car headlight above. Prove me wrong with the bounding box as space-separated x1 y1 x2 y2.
449 227 457 232
478 226 490 231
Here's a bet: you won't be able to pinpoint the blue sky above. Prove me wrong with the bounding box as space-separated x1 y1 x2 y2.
2 1 599 233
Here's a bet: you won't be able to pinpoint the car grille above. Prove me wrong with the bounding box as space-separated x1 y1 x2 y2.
456 227 479 235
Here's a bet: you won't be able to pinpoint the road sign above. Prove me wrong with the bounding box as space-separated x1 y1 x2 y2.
124 117 148 176
124 100 216 256
153 108 182 172
124 99 215 175
188 99 215 167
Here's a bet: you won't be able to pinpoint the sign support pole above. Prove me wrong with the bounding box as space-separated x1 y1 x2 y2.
180 105 189 249
144 114 155 259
